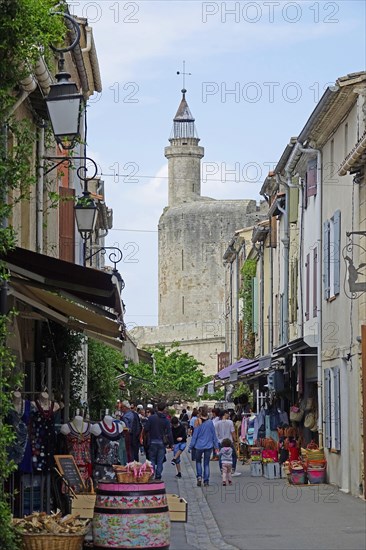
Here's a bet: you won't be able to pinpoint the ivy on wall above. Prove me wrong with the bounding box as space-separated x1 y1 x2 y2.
239 259 257 358
0 2 65 547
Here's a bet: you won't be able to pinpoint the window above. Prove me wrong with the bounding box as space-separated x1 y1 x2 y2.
324 367 341 450
323 210 341 300
306 157 318 199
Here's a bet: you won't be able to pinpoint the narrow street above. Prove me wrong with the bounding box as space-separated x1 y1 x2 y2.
165 451 366 550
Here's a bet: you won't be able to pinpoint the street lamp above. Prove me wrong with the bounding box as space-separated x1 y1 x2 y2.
46 12 83 150
74 193 98 238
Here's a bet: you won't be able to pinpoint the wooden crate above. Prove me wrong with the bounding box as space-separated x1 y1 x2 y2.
71 493 96 519
166 493 187 523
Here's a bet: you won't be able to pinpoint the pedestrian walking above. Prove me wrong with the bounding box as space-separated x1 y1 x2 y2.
179 408 189 435
170 416 187 478
144 402 173 480
188 406 219 487
121 400 142 462
219 438 234 486
210 407 221 461
215 410 241 476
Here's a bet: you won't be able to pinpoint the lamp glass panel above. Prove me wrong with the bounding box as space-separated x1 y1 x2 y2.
75 205 98 233
47 97 81 137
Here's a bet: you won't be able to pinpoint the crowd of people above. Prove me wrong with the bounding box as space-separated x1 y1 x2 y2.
115 401 241 487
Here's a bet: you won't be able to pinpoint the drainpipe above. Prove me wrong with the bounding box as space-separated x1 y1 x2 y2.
269 245 273 352
260 242 265 356
36 125 45 253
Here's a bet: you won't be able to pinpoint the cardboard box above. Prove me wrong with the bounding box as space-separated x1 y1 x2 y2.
263 462 281 480
250 462 262 477
166 493 187 522
71 493 96 519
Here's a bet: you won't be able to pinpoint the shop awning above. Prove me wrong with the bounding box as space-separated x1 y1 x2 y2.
3 247 128 350
10 280 124 346
216 358 260 381
3 247 123 314
271 338 311 359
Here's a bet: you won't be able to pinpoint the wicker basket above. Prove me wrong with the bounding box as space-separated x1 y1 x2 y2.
21 533 85 550
116 471 136 483
138 472 154 483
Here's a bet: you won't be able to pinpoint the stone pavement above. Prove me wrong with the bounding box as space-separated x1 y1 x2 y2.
163 449 366 550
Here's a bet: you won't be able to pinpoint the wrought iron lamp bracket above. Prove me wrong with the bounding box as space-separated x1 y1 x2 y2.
342 231 366 298
43 156 98 182
85 246 123 272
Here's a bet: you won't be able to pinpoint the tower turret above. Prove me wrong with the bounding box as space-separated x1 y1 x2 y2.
164 89 204 206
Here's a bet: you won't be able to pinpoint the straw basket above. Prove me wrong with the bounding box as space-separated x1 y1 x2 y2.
138 472 154 483
116 471 136 483
21 533 85 550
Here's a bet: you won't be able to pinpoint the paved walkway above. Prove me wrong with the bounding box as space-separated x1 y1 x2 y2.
164 449 366 550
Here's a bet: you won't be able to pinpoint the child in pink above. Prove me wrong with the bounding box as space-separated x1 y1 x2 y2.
219 438 233 486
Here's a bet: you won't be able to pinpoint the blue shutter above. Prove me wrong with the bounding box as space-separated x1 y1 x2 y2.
333 367 341 450
333 210 341 295
252 276 258 334
323 220 330 300
324 368 331 448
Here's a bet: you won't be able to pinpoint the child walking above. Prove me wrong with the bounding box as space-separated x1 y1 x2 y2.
219 438 233 486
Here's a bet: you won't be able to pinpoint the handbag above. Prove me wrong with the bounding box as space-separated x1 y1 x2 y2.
304 411 317 430
304 397 314 411
290 406 304 422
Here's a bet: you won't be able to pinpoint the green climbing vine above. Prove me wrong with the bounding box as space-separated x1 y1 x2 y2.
239 259 257 358
0 2 66 548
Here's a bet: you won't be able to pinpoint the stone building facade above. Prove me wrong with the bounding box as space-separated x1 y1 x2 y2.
132 90 265 375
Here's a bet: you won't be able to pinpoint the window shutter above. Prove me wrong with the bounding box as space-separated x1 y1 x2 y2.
313 247 318 317
252 276 258 334
324 368 332 448
323 220 330 300
59 186 75 262
306 157 317 198
333 210 341 295
305 253 310 321
333 367 341 450
289 186 299 223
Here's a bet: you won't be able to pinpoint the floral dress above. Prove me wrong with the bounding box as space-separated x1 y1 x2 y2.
65 421 92 482
31 401 57 472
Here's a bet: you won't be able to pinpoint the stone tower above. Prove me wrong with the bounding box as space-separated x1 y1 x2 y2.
165 89 204 206
132 90 265 375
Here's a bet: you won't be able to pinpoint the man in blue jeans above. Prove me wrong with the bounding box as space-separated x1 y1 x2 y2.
144 402 173 480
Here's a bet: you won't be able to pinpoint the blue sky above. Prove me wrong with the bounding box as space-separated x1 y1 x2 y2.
71 0 366 330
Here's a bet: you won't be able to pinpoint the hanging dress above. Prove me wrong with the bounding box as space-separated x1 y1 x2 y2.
64 421 92 482
31 400 57 472
6 400 32 471
93 421 121 482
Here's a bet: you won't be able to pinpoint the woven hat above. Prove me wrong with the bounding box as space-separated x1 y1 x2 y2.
304 411 316 430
